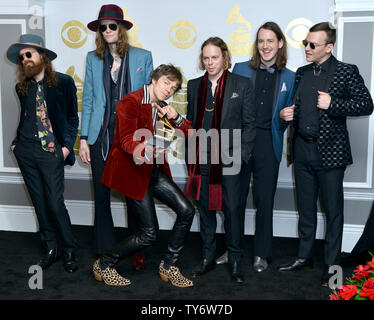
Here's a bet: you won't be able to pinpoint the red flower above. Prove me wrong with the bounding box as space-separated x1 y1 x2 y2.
366 257 374 269
359 278 374 299
352 264 372 279
329 291 342 300
339 285 357 300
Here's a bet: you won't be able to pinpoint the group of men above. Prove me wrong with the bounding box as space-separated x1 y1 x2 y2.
6 3 373 288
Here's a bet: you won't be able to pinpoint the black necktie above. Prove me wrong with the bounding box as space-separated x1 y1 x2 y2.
259 63 275 74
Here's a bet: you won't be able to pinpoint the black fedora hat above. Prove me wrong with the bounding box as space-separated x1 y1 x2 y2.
7 34 57 64
87 4 133 31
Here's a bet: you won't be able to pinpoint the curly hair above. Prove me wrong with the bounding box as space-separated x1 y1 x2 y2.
94 22 129 59
16 50 57 96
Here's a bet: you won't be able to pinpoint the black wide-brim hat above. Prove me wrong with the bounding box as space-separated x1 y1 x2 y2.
87 4 133 31
7 34 57 64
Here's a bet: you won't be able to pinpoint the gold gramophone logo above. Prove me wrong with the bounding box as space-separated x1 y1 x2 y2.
285 18 313 49
66 66 84 155
122 7 143 48
169 20 197 49
169 67 188 160
227 6 254 56
169 68 188 116
61 20 88 49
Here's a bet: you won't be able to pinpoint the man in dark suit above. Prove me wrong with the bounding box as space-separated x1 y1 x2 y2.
7 34 79 273
185 37 256 283
229 22 295 272
277 23 373 286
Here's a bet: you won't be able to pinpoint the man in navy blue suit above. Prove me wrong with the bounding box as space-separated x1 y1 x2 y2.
218 22 295 272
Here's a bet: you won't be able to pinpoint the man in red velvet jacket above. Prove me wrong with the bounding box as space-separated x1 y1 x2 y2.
93 64 195 288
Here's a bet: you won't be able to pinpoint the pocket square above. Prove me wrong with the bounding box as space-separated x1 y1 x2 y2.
136 67 142 72
231 92 239 99
281 82 287 92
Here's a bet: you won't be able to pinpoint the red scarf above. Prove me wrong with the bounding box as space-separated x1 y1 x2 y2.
185 70 228 210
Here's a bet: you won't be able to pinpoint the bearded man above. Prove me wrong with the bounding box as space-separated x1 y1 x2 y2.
7 34 79 273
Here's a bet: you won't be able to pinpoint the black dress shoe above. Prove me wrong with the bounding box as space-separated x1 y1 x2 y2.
191 259 216 278
277 258 313 272
320 266 330 287
38 249 60 270
230 261 244 283
63 252 78 273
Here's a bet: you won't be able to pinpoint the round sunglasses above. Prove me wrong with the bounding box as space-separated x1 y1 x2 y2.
302 39 328 50
18 51 33 62
99 23 118 33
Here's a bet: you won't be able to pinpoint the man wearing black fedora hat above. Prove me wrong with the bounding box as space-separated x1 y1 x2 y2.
7 34 79 273
79 4 153 270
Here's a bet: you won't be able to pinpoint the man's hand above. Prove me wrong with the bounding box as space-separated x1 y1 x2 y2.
62 146 70 160
317 91 331 110
280 105 295 121
154 103 178 120
79 139 90 164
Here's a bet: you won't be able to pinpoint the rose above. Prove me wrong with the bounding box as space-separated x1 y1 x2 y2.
329 291 342 300
352 264 372 279
359 278 374 299
366 257 374 269
339 285 357 300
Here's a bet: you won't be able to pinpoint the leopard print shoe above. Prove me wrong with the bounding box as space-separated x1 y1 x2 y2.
159 260 194 287
93 259 131 286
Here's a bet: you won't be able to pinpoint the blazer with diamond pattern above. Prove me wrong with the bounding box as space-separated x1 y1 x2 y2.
289 55 373 168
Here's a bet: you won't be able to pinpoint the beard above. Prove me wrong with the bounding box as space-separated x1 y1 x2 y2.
23 59 44 79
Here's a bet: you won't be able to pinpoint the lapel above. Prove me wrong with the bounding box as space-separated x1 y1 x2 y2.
325 55 338 93
45 82 57 115
221 71 232 126
192 77 203 126
272 71 281 115
140 89 154 133
128 46 136 91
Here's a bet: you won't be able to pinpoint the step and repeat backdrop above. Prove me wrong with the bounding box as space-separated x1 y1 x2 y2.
7 0 340 182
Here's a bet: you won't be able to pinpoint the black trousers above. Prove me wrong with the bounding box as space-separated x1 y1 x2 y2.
14 140 76 253
294 135 345 265
90 140 118 255
239 128 280 258
90 140 142 255
196 171 242 263
102 166 195 267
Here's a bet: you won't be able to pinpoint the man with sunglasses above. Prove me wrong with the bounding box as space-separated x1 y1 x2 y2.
79 4 153 269
7 34 79 273
278 22 373 286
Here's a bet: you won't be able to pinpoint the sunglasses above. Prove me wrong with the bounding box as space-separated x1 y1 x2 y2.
99 23 118 33
18 51 33 62
302 40 328 50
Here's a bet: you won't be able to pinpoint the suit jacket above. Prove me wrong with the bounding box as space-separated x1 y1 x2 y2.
12 72 78 166
289 55 373 168
186 71 256 165
101 88 192 200
80 46 153 145
232 62 295 163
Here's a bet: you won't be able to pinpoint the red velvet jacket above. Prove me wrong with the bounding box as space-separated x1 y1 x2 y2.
101 88 192 200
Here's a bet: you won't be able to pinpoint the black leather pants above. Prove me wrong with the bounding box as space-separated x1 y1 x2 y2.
100 166 195 269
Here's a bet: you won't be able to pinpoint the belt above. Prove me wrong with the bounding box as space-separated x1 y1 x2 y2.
297 133 318 143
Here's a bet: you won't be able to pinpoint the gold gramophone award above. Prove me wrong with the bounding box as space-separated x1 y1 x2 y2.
148 114 175 149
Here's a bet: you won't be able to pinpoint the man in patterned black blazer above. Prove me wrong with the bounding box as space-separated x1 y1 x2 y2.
277 22 373 286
